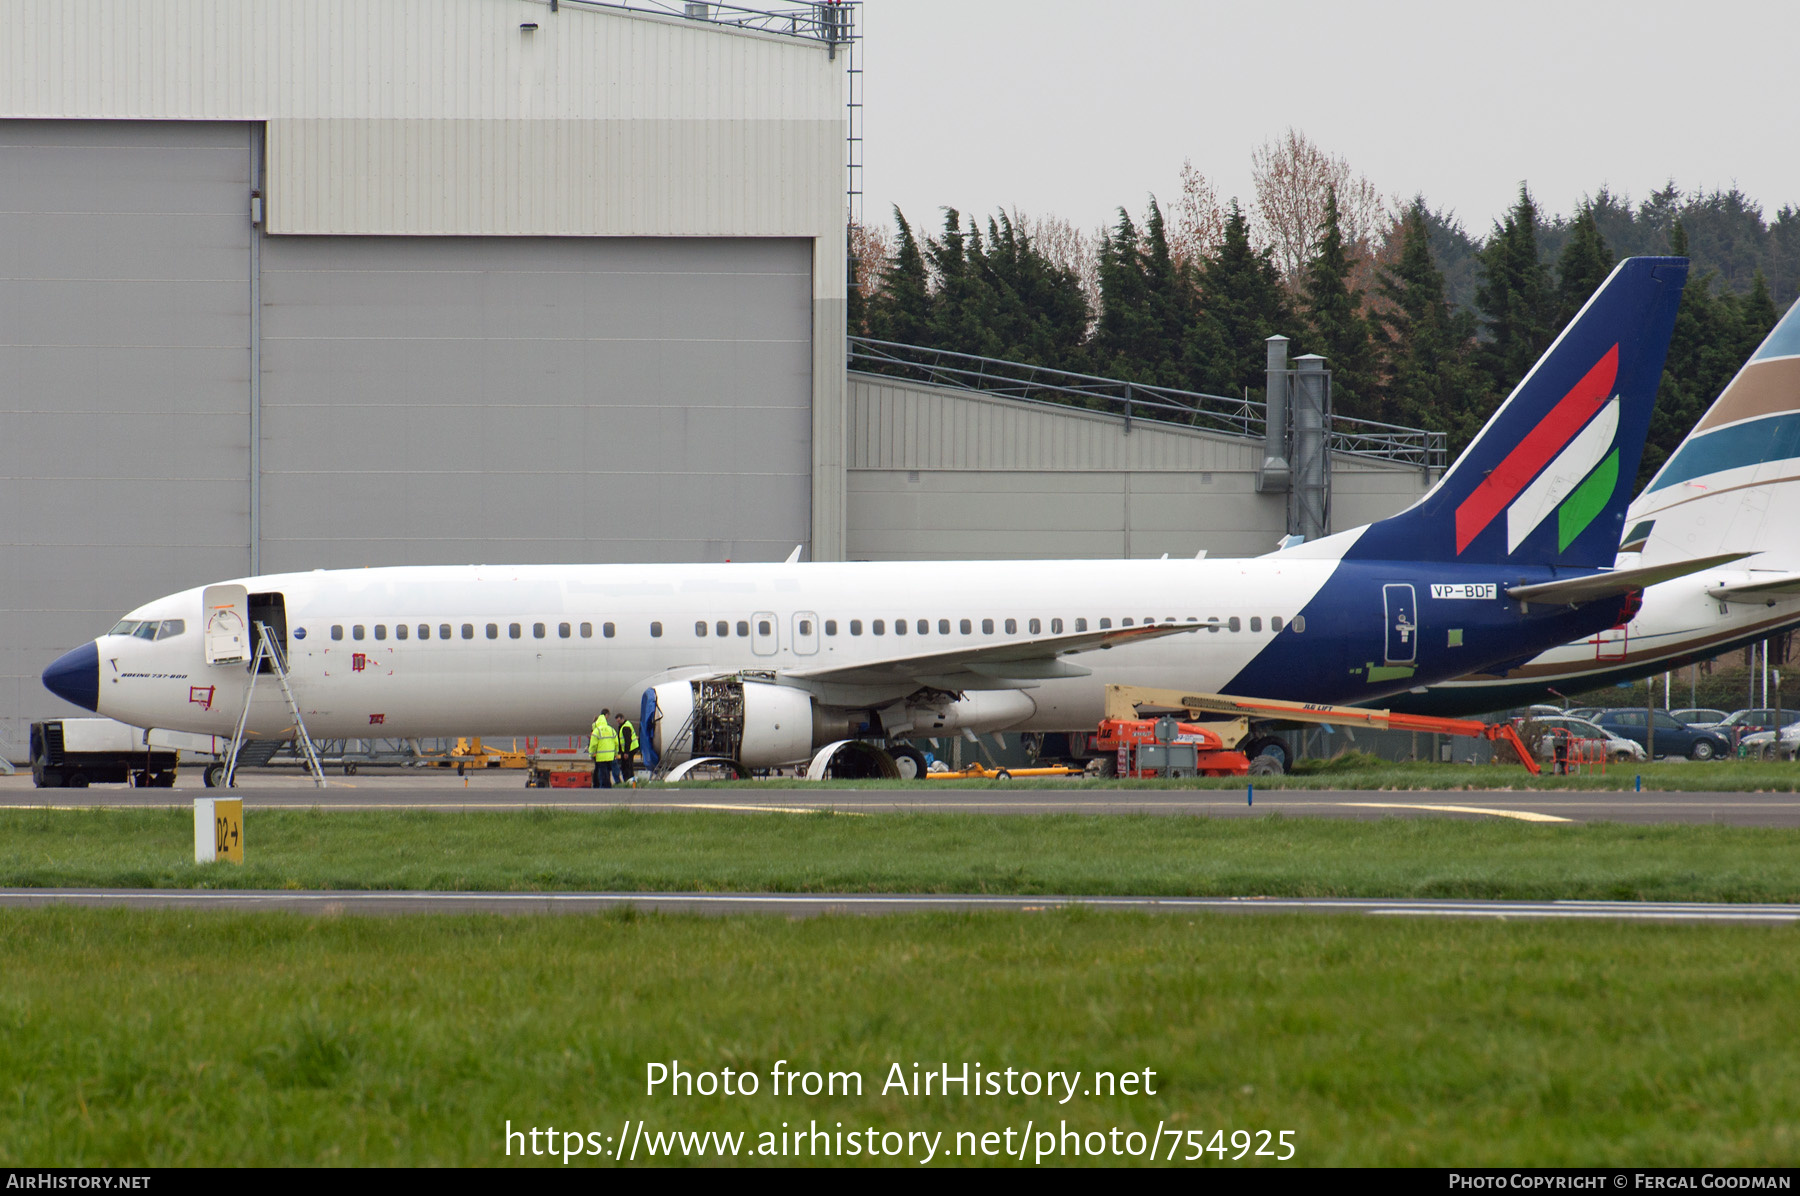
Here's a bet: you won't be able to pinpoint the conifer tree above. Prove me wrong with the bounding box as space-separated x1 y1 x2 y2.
1475 186 1555 396
1092 207 1173 384
1739 270 1780 358
863 209 930 347
924 209 1001 357
1298 186 1378 420
1193 200 1292 399
1554 203 1615 327
1377 201 1480 439
973 213 1091 368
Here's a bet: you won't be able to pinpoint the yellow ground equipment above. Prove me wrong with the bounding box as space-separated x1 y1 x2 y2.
927 762 1085 781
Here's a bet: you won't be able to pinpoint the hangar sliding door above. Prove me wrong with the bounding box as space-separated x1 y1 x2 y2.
256 236 813 571
0 120 252 754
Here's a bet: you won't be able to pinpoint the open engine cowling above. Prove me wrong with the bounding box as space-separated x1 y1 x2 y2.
646 677 815 769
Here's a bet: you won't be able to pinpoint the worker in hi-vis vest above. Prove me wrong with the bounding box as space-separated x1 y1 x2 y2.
614 713 639 785
589 708 619 790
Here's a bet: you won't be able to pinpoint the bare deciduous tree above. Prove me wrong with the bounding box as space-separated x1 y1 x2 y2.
1169 159 1227 268
1251 128 1393 284
848 220 893 300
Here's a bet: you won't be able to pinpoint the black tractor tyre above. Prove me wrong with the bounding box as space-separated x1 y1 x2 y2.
1247 755 1284 777
1243 736 1290 770
67 774 89 789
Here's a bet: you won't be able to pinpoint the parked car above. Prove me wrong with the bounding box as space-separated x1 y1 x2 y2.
1565 707 1608 722
1708 708 1788 747
1738 720 1800 759
1591 709 1733 760
1670 707 1730 727
1521 716 1646 763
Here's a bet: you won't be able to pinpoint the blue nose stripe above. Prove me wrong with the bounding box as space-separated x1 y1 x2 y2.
42 642 99 712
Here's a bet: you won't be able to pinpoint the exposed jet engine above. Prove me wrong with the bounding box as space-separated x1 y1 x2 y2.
644 678 1041 770
647 677 816 769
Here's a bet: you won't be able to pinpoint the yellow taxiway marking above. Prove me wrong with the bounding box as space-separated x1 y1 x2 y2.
1340 802 1571 823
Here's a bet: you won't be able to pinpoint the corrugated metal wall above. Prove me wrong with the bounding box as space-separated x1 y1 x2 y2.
845 376 1434 561
0 0 851 557
257 234 814 570
0 120 253 759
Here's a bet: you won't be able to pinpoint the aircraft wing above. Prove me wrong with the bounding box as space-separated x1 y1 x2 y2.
1506 551 1752 606
1707 572 1800 603
782 622 1200 689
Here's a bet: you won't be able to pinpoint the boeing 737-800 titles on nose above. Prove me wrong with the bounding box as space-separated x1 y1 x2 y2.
42 258 1712 774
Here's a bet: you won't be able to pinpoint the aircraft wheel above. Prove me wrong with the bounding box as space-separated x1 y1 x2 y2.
1243 736 1290 770
343 763 359 776
889 744 930 781
204 763 225 788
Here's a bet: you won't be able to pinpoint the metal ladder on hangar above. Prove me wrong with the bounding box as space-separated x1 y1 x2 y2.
223 623 328 789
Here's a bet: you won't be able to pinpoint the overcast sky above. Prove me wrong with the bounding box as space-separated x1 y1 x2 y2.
858 0 1800 239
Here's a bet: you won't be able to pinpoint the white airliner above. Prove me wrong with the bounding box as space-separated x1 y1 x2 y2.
1402 293 1800 717
41 257 1709 777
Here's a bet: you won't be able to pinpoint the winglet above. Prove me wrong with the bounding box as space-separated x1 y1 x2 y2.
783 545 803 565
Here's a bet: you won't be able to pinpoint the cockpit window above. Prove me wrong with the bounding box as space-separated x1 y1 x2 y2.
154 619 185 640
133 622 160 640
108 620 143 637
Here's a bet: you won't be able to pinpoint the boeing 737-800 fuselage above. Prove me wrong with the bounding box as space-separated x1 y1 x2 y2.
59 556 1638 754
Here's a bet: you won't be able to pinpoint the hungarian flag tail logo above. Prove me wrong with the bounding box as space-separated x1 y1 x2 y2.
1454 346 1621 556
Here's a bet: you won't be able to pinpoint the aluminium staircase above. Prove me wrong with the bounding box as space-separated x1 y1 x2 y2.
222 623 328 788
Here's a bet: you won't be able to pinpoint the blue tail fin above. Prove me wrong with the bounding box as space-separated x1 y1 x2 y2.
1345 256 1688 567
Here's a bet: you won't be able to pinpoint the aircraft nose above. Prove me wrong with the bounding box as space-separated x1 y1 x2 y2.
42 641 99 712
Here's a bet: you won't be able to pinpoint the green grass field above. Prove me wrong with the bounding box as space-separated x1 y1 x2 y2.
5 809 1800 901
3 908 1796 1166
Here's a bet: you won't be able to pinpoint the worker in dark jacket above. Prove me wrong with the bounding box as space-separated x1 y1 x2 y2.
615 713 639 785
589 708 618 789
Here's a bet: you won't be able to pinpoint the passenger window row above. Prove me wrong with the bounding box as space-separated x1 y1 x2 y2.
315 612 1305 645
325 621 617 642
819 614 1301 636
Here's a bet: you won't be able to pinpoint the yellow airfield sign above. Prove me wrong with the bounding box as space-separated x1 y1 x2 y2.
194 798 244 864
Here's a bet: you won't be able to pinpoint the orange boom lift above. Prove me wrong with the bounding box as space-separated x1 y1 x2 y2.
1100 685 1541 776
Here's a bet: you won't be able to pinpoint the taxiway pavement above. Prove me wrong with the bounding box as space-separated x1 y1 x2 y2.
1 887 1795 923
5 772 1800 826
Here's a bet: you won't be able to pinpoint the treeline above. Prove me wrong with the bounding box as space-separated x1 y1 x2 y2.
851 139 1794 483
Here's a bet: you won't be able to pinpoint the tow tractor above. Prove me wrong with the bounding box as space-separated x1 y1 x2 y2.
1087 685 1541 777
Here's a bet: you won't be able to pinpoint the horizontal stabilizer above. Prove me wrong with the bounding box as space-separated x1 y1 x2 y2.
1706 572 1800 603
1505 552 1752 606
